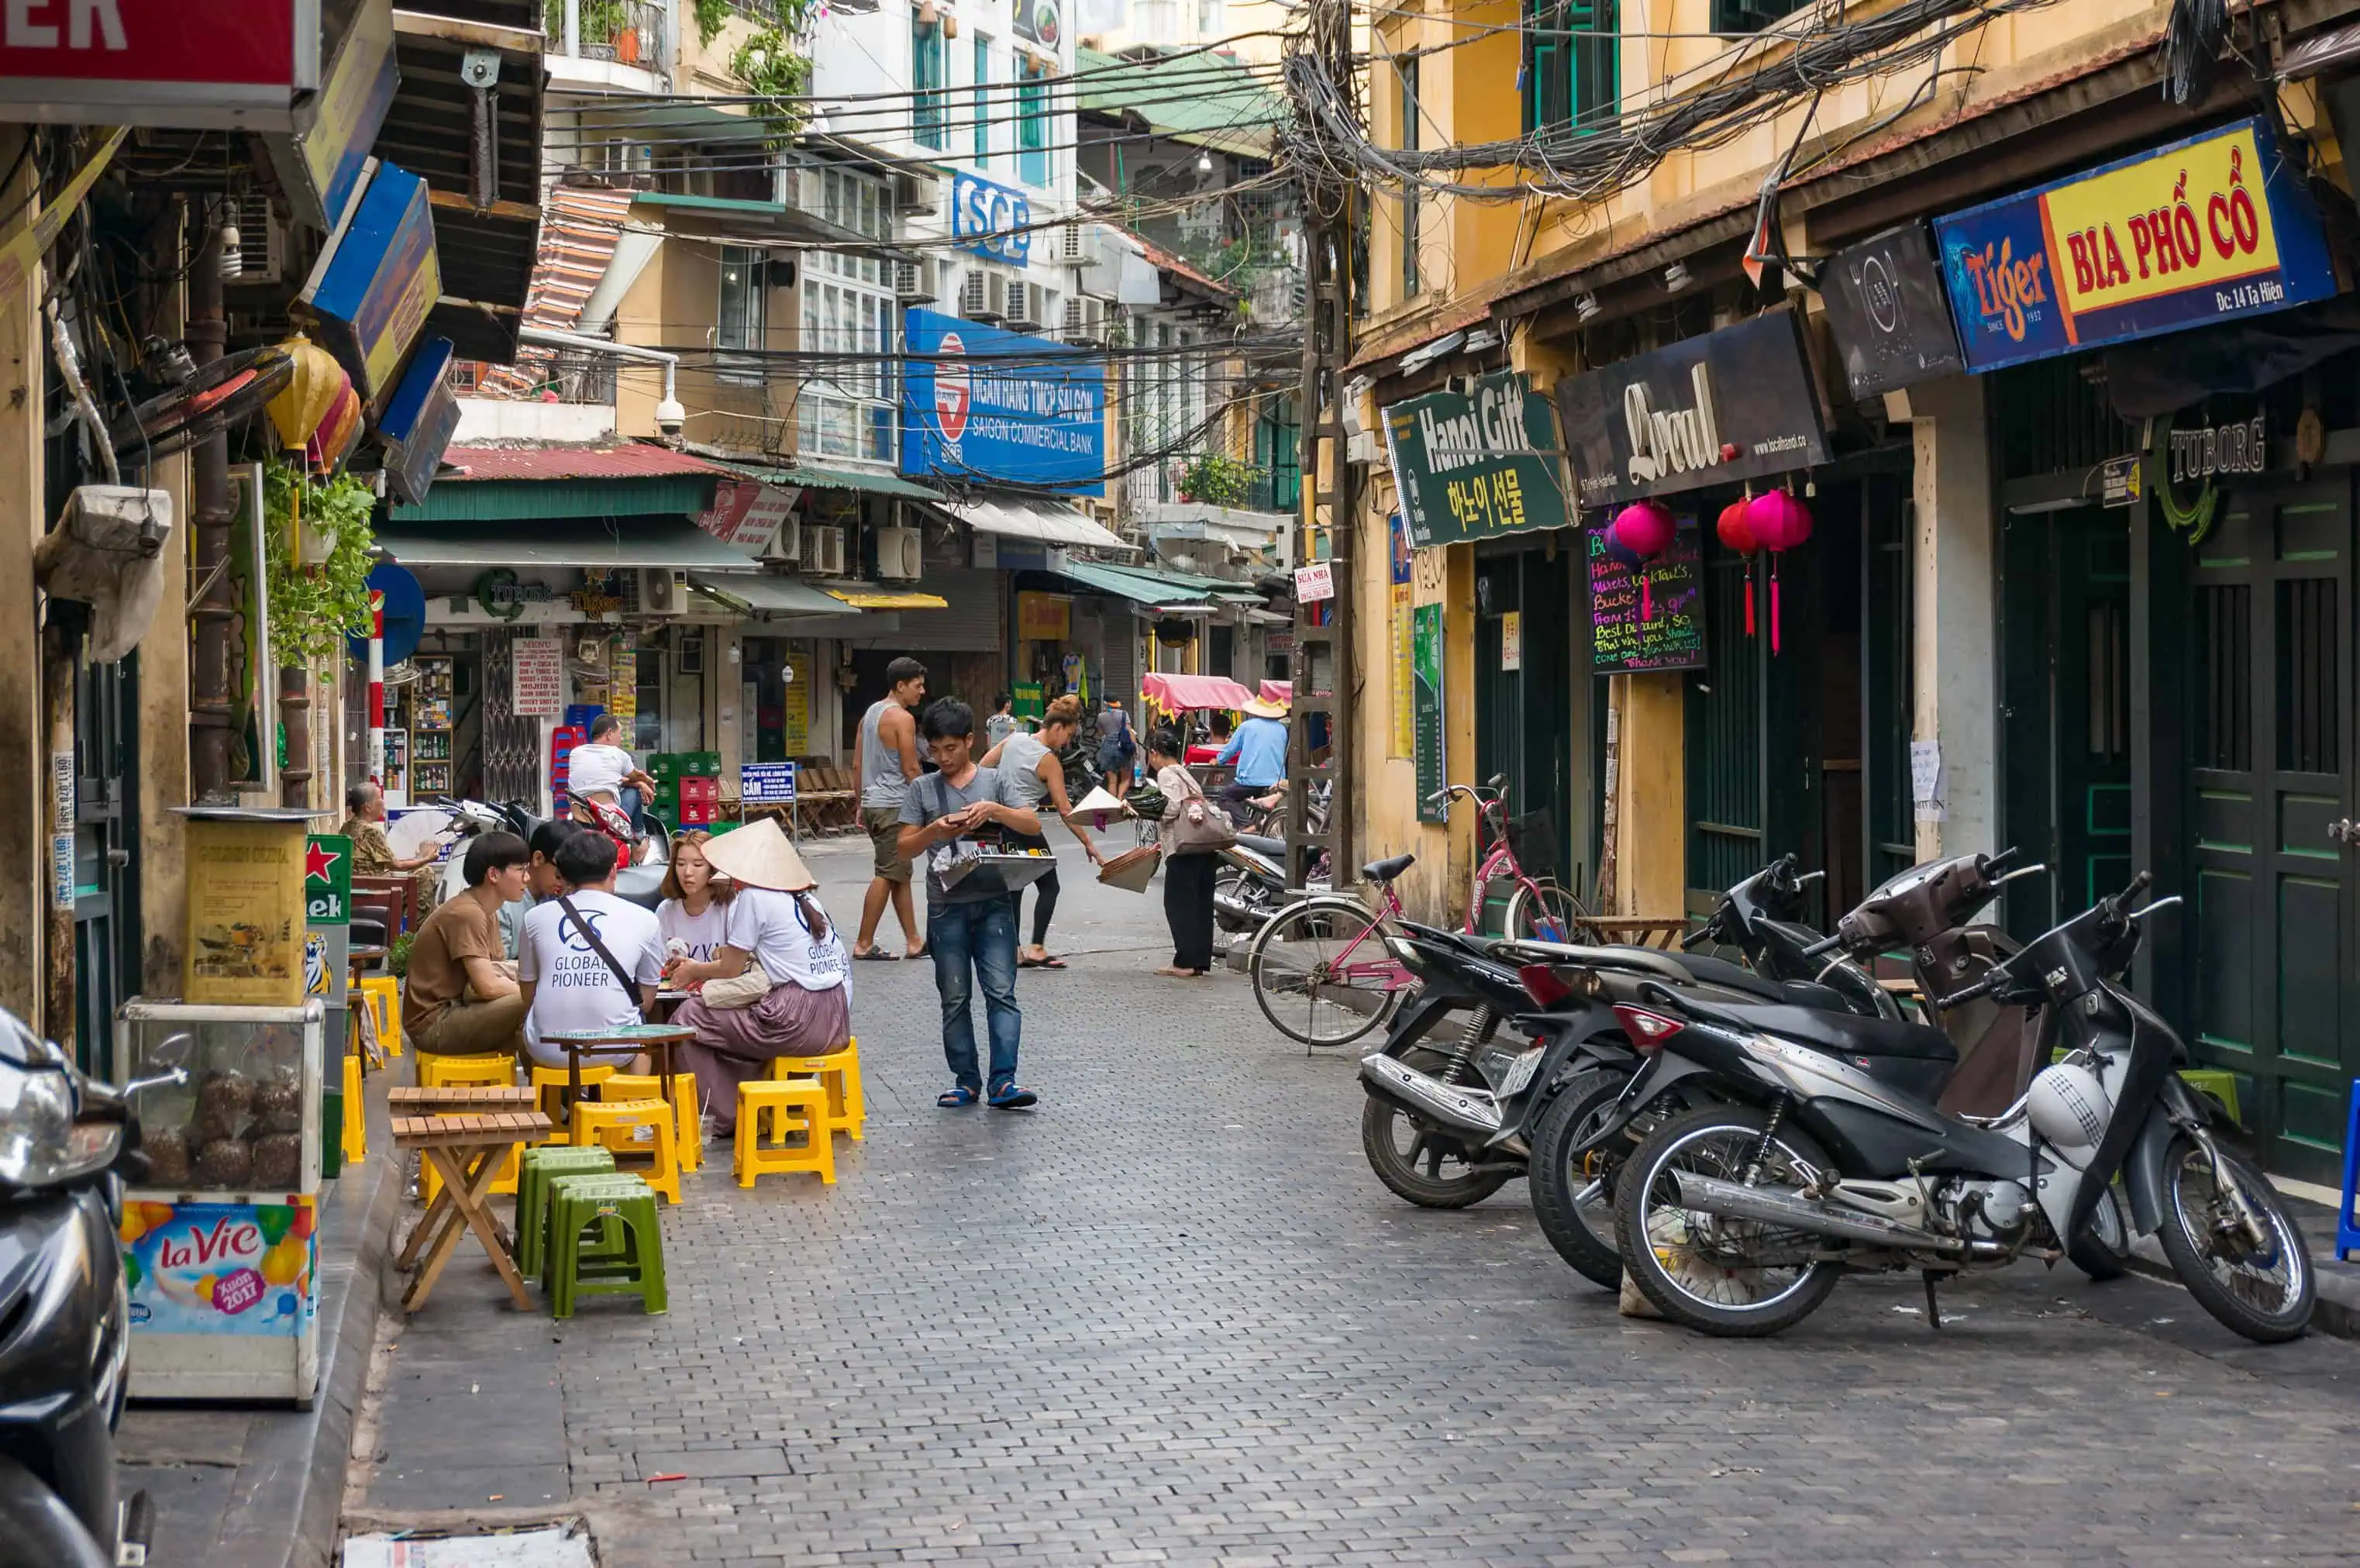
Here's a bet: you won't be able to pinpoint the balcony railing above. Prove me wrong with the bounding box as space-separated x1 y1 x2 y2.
546 0 668 71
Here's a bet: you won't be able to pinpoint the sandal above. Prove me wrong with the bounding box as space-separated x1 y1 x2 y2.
987 1082 1038 1111
1018 955 1069 970
854 948 902 963
937 1086 979 1108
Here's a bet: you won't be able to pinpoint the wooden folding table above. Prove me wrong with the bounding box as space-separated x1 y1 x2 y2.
391 1086 550 1313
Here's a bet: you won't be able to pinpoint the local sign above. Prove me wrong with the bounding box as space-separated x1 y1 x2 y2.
0 0 322 128
1933 115 2337 373
900 307 1105 494
305 834 350 925
1381 371 1575 549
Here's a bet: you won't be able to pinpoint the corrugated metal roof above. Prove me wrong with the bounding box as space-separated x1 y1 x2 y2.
1076 46 1285 156
442 445 731 482
720 460 943 501
377 518 761 571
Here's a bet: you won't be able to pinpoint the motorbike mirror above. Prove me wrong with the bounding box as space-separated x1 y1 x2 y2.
123 1066 189 1098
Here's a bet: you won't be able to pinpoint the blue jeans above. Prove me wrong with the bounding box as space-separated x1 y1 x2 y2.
928 897 1022 1093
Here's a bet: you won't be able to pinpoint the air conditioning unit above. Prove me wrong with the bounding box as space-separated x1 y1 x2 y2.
1060 219 1084 263
1061 295 1106 346
873 525 923 581
893 257 938 302
636 567 687 615
1004 280 1043 332
965 271 1008 323
892 171 940 215
229 191 286 284
767 517 803 563
804 525 847 577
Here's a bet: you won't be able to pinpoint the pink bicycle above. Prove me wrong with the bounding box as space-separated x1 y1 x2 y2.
1245 776 1582 1047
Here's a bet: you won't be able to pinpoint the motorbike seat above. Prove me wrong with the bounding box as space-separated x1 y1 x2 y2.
1665 951 1786 1003
1363 852 1417 883
1711 1001 1959 1063
1235 832 1290 860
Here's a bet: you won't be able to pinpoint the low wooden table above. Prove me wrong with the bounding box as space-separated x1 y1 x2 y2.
539 1024 698 1139
1573 916 1692 950
392 1095 550 1313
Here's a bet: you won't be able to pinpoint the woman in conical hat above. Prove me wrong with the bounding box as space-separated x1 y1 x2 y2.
667 819 850 1136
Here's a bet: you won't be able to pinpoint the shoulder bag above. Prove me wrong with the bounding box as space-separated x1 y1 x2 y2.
556 894 651 1020
1163 767 1236 855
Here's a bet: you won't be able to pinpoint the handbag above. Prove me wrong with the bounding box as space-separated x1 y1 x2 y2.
698 961 777 1011
556 894 650 1019
1163 768 1236 855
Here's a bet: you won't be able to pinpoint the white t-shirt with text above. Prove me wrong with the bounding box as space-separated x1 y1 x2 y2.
517 890 665 1063
567 742 636 801
725 887 851 994
657 898 730 963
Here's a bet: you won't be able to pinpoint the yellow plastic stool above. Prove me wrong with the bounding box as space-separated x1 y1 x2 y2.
733 1080 836 1187
340 1049 367 1167
571 1098 682 1204
415 1052 519 1200
357 975 401 1057
600 1071 701 1173
766 1036 865 1142
529 1063 614 1146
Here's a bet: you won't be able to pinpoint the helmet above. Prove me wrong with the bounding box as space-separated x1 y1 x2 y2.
2028 1063 2112 1164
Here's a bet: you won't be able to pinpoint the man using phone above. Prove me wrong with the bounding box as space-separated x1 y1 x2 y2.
897 698 1042 1111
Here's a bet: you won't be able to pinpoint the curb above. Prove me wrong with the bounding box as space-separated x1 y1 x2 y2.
2124 1232 2360 1342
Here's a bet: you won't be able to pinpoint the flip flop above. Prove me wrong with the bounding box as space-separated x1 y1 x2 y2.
937 1086 979 1108
1018 955 1069 970
987 1083 1038 1110
854 949 902 962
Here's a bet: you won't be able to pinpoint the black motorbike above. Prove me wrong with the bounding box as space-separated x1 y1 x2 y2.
0 1011 180 1568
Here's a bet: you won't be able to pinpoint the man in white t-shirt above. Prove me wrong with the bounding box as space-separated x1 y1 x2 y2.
567 713 660 826
516 829 664 1067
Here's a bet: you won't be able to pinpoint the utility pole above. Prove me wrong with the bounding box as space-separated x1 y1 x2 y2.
1283 0 1357 890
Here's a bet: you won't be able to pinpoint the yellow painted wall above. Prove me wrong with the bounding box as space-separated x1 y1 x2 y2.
612 229 798 455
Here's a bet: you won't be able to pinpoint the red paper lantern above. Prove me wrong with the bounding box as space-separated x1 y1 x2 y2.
1742 489 1814 653
1611 499 1677 619
1717 497 1759 637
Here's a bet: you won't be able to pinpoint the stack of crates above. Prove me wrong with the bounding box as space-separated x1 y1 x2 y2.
678 777 718 825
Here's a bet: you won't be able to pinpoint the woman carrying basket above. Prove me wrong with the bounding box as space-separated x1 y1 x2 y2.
980 694 1101 969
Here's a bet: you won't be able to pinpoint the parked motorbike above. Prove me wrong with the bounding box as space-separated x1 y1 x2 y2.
1213 832 1313 936
0 1011 181 1568
1592 872 2314 1341
430 796 671 912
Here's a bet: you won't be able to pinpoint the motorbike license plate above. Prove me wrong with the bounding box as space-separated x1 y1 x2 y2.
1497 1046 1545 1098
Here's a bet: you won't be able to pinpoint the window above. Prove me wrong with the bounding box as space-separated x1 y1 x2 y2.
1137 0 1177 41
1196 0 1222 34
973 34 992 164
913 17 946 149
800 166 889 241
1397 54 1419 298
798 250 897 463
1018 57 1051 187
1712 0 1810 30
1525 0 1618 136
716 245 767 386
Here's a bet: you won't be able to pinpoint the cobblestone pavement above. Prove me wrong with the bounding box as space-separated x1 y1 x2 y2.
358 838 2360 1567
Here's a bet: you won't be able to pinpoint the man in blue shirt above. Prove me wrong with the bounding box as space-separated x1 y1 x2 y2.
1214 695 1290 814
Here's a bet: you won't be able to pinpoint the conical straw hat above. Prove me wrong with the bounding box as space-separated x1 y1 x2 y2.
701 818 817 891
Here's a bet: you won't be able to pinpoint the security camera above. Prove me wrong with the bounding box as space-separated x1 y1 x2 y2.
655 395 686 437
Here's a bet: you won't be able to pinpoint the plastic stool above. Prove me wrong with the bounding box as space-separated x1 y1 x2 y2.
2338 1079 2360 1263
415 1052 520 1201
539 1172 639 1295
601 1071 701 1172
516 1145 617 1282
547 1177 667 1318
766 1036 866 1142
733 1080 836 1187
571 1099 681 1204
2180 1069 2243 1128
340 1049 367 1167
529 1063 614 1146
357 975 401 1056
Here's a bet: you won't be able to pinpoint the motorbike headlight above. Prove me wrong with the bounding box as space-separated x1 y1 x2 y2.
0 1062 102 1187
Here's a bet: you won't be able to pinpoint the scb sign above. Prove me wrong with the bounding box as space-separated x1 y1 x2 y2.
952 171 1031 265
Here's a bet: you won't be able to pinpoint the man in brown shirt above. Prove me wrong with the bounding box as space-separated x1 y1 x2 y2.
405 832 532 1057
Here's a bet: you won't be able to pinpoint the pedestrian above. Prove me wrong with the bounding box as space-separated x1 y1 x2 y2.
667 820 852 1136
980 693 1101 969
341 781 446 914
854 656 928 961
984 691 1020 749
402 831 532 1059
656 830 733 964
897 698 1042 1109
515 829 664 1070
1214 694 1289 816
1095 694 1138 800
1145 728 1218 977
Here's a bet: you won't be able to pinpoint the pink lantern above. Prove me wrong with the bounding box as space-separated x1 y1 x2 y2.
1742 489 1814 653
1611 498 1677 618
1717 496 1758 638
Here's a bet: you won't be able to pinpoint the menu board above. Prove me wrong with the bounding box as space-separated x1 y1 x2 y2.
1413 603 1447 824
1589 518 1706 675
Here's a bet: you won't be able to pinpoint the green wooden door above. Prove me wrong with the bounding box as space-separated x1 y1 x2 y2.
1475 547 1576 887
1862 482 1916 891
1686 523 1763 908
2186 477 2358 1184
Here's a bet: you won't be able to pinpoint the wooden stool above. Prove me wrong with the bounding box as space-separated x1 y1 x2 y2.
529 1063 614 1146
570 1098 681 1204
601 1071 701 1173
733 1080 835 1187
357 975 402 1056
517 1144 618 1281
415 1053 519 1201
546 1176 666 1318
766 1036 865 1142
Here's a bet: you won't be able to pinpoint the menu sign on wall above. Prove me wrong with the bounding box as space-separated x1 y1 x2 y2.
1382 371 1574 548
1412 603 1447 824
1552 312 1828 511
1589 517 1705 675
1819 223 1963 398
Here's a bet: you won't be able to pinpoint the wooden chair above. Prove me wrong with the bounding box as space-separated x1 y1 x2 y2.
353 875 419 936
794 760 858 833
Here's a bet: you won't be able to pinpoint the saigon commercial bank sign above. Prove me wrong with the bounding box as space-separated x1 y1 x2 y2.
899 307 1106 495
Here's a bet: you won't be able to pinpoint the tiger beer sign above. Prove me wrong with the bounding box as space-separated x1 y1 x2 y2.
1934 117 2335 373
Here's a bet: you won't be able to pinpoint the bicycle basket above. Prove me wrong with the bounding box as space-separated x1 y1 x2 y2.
1502 808 1557 883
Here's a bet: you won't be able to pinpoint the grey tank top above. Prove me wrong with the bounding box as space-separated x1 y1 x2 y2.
997 732 1051 808
860 699 907 808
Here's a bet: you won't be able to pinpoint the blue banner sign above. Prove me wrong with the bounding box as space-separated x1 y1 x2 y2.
951 171 1032 264
1933 116 2336 373
741 761 797 803
900 308 1106 495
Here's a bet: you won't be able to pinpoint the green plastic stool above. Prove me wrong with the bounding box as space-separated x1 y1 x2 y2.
2181 1069 2243 1127
516 1146 618 1282
549 1177 666 1318
539 1172 642 1294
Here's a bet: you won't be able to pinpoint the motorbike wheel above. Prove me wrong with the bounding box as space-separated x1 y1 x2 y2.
0 1456 109 1568
1525 1067 1631 1290
1361 1078 1511 1209
1613 1103 1842 1337
2153 1135 2314 1343
2065 1181 2131 1282
1212 864 1262 934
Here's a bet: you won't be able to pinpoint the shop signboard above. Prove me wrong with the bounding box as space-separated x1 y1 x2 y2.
695 477 798 554
297 159 440 404
377 337 460 506
304 835 350 925
122 1198 316 1336
741 761 797 803
1383 371 1573 548
182 814 307 1006
901 308 1105 495
1388 515 1412 760
1013 0 1062 50
1412 602 1446 824
951 170 1032 265
1819 223 1963 398
261 0 396 231
1589 517 1706 675
1017 591 1071 640
1933 115 2337 374
0 0 321 128
1553 312 1828 512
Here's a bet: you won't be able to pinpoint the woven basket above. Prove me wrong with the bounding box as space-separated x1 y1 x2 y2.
1097 843 1162 894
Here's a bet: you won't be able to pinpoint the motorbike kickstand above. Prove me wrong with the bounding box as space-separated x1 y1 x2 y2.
1922 1271 1942 1331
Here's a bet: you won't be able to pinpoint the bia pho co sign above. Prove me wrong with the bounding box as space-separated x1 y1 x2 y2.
1551 311 1828 510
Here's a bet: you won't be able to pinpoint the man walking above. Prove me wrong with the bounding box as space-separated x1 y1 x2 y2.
897 698 1041 1110
855 656 928 961
1214 694 1289 815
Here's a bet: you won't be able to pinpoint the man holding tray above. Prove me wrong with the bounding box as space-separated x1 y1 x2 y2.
897 698 1044 1110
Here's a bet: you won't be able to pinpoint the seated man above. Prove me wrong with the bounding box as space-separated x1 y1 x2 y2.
402 832 532 1059
342 781 445 915
516 829 664 1070
498 819 577 960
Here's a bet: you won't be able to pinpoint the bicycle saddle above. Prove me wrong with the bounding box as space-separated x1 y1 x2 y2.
1363 852 1416 883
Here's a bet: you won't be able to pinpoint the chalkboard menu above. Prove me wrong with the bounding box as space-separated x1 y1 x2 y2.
1589 518 1706 675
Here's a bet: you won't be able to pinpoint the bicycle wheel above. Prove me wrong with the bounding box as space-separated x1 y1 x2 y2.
110 345 294 463
1503 880 1583 943
1248 896 1408 1047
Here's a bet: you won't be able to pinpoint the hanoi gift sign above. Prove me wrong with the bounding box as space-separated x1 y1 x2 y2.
1552 312 1828 511
1381 371 1573 548
1933 116 2335 373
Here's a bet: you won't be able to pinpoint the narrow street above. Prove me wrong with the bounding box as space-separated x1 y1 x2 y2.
348 837 2360 1567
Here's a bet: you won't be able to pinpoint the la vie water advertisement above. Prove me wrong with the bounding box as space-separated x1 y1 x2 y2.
900 307 1106 495
121 1198 317 1335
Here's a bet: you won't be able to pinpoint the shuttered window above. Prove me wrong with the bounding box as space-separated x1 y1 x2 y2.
1525 0 1618 137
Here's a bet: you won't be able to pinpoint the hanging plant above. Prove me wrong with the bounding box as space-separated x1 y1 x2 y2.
263 457 377 665
1178 452 1252 507
731 25 815 147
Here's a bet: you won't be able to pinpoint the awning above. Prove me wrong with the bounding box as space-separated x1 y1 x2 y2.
1144 671 1256 712
376 517 763 572
687 574 859 616
828 588 950 611
1259 680 1293 704
1053 560 1215 610
938 497 1131 550
720 460 944 501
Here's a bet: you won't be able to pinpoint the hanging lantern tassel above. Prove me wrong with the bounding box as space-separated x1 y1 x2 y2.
1742 488 1814 657
1716 495 1759 639
1770 559 1782 654
1745 557 1756 637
